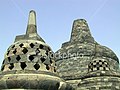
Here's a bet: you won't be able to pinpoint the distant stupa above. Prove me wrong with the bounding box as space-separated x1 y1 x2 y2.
56 19 120 89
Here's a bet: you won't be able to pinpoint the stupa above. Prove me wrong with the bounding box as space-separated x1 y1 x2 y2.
0 10 73 90
56 19 120 89
0 10 120 90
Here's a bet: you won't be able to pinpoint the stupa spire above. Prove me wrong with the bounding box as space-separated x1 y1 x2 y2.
26 10 37 35
0 10 72 89
15 10 45 42
70 19 94 43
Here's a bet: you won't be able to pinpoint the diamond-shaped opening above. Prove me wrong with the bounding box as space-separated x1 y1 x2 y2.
80 55 83 57
105 64 108 67
34 63 40 70
103 67 106 70
20 62 27 70
41 57 46 63
88 65 91 68
97 67 99 70
96 62 99 64
51 53 54 58
91 62 93 65
45 64 50 70
89 62 92 64
11 45 15 48
48 47 51 51
50 59 53 64
16 55 21 61
29 55 34 61
93 65 96 67
102 62 105 64
13 48 17 54
1 66 4 71
55 63 57 66
30 43 35 48
36 48 40 55
54 67 56 72
99 60 102 62
39 44 44 49
22 47 28 54
7 50 10 56
9 63 14 70
91 68 93 71
100 65 102 67
8 57 11 62
19 43 24 48
45 51 48 56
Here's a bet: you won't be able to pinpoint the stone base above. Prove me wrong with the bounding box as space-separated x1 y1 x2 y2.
0 71 74 90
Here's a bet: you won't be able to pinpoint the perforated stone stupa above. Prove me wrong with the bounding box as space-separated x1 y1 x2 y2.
0 10 120 90
0 10 73 90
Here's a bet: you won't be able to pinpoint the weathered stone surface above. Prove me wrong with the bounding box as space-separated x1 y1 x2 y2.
15 10 45 42
70 19 95 43
55 19 120 89
77 76 120 90
0 10 120 90
0 10 73 90
0 73 72 89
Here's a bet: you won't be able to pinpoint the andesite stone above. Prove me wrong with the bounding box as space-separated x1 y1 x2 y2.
0 10 120 90
0 10 74 90
55 19 120 89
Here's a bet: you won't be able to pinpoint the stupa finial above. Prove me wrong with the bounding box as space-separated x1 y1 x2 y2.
70 19 94 43
26 10 37 35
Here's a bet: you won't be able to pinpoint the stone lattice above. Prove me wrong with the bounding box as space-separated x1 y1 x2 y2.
0 10 120 90
0 10 73 90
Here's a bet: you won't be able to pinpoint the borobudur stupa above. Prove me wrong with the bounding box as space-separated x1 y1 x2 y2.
0 10 120 90
0 10 73 90
55 19 120 90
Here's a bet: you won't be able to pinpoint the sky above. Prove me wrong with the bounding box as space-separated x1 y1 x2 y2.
0 0 120 66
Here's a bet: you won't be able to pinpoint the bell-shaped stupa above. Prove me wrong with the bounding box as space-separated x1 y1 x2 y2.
0 10 73 90
56 19 120 89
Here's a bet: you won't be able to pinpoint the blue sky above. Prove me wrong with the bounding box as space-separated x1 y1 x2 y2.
0 0 120 66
